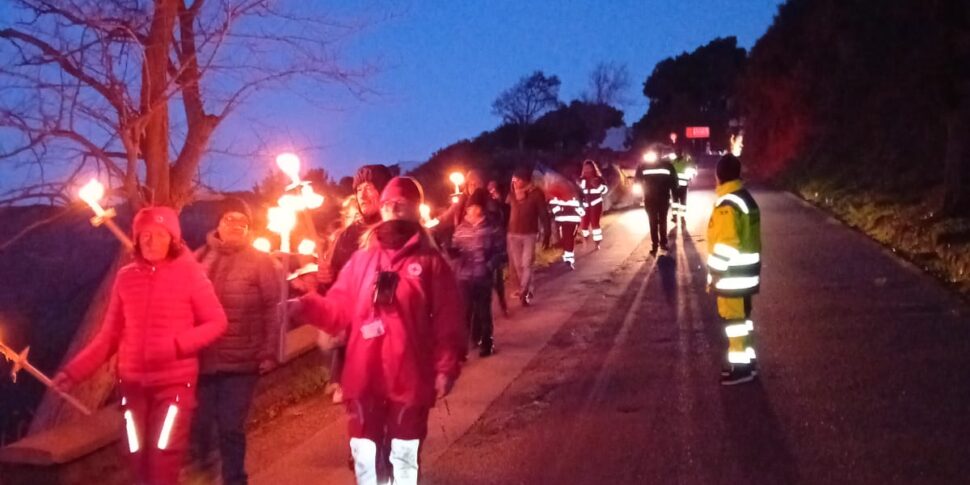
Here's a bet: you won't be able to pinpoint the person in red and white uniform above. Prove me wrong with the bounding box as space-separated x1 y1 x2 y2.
578 159 608 249
549 188 585 270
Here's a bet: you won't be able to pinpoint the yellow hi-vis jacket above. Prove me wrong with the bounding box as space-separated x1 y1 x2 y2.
706 179 761 297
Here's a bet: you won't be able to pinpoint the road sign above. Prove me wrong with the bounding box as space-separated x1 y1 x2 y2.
685 126 710 139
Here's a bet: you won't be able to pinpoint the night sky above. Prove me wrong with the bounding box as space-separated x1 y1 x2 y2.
0 0 785 192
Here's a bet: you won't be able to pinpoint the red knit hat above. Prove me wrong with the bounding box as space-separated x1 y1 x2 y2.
380 177 424 206
133 206 182 241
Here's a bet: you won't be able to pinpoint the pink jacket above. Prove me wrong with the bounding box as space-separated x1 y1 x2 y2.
64 252 227 387
301 223 466 406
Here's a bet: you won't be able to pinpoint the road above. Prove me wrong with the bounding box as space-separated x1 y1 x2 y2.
252 161 970 484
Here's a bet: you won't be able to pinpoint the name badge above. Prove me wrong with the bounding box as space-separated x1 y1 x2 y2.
360 319 386 340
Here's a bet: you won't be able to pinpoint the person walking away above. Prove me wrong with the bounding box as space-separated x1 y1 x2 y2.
706 154 762 385
506 167 551 306
670 151 697 225
452 189 504 356
548 188 585 270
192 197 283 485
578 159 608 249
322 165 393 404
52 207 228 485
295 177 466 485
486 180 510 317
635 151 678 255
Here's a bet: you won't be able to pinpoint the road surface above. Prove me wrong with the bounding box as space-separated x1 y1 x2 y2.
252 161 970 485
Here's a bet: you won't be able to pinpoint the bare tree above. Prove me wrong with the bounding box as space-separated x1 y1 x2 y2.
0 0 373 431
583 61 631 107
492 70 561 150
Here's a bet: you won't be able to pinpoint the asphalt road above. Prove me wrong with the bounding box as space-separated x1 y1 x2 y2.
253 162 970 484
424 165 970 484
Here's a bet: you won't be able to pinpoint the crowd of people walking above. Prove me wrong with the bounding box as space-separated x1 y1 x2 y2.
49 153 761 485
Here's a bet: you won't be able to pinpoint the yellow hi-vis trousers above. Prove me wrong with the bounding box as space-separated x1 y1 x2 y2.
717 296 756 365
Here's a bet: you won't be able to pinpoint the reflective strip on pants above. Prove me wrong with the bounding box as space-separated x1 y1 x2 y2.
562 251 575 263
389 438 421 485
157 404 179 450
124 409 140 453
724 323 749 338
728 351 751 364
592 229 603 242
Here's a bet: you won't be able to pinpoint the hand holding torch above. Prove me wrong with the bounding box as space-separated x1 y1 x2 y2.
0 341 92 415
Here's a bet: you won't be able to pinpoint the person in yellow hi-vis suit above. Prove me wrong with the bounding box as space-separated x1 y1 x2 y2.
706 154 762 385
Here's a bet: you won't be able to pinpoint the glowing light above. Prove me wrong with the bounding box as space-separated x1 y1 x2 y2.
78 179 107 216
253 237 272 253
278 194 306 212
276 152 302 187
267 207 297 253
300 184 324 209
730 134 744 157
297 239 316 256
449 172 465 194
451 195 460 204
643 151 658 163
667 153 677 161
419 204 431 220
632 183 643 196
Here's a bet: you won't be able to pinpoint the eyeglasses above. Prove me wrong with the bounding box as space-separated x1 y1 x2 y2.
220 215 250 228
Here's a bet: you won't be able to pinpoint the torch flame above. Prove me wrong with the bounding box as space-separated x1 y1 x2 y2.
276 152 302 187
267 207 297 234
419 203 431 220
253 237 272 253
449 172 465 187
79 179 106 216
730 134 744 157
297 239 316 256
278 194 306 212
300 184 324 210
643 151 658 163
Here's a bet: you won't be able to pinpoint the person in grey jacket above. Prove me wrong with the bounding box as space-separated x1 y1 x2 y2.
191 197 283 485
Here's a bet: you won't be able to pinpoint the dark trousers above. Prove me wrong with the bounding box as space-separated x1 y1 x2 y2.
558 221 578 253
493 265 508 315
119 382 196 485
645 202 670 248
192 372 259 485
460 279 494 347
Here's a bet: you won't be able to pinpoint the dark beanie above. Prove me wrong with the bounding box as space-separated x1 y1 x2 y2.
467 188 489 209
716 155 742 183
512 166 533 183
219 196 252 222
353 165 393 193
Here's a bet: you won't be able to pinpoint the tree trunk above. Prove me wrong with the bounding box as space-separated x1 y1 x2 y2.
141 0 178 207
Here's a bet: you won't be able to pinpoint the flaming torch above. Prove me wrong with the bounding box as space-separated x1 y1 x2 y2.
0 340 92 415
266 206 297 362
78 179 133 250
420 203 440 229
449 172 465 204
730 134 744 157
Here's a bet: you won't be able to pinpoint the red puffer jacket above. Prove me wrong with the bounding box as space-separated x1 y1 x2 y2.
63 252 228 387
300 220 466 407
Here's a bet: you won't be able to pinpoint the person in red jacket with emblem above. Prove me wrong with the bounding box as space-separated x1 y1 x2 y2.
296 177 466 485
53 206 228 485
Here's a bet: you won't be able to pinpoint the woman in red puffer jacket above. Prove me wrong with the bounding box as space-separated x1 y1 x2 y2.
53 206 227 485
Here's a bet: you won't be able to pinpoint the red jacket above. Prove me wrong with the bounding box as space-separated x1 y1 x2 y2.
300 221 466 407
64 252 228 387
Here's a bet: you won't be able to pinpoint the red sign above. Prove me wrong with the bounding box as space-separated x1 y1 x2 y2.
685 126 710 139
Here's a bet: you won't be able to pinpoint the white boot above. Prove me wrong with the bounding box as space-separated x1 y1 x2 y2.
388 438 420 485
350 438 379 485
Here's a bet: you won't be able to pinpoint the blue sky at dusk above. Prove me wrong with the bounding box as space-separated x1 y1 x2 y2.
210 0 785 188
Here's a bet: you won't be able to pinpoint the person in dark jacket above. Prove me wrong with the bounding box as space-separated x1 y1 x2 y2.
487 180 511 316
322 164 393 404
191 197 283 485
53 207 228 485
452 189 505 356
635 151 678 255
506 167 551 306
